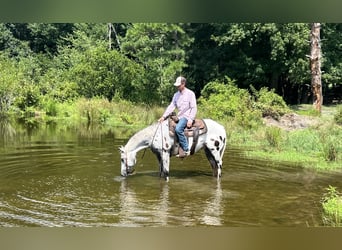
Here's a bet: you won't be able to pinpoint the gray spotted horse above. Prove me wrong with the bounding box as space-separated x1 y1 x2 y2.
119 118 227 181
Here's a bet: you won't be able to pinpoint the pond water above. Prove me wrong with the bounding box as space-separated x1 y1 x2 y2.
0 120 341 227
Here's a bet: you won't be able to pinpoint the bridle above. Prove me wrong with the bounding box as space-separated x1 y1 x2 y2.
120 121 165 176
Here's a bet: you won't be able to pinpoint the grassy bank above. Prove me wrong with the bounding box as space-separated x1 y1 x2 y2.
11 98 163 128
239 105 342 171
6 97 342 172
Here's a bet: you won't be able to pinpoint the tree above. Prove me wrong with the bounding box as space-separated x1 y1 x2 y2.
53 24 146 102
188 23 311 104
321 23 342 104
121 23 193 103
67 44 145 101
310 23 323 113
0 23 31 57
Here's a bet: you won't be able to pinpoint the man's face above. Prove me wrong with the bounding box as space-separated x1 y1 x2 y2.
177 82 185 91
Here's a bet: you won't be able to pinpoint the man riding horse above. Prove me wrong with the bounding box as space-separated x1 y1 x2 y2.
158 76 197 158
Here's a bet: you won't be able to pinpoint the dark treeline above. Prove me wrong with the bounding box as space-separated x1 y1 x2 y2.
0 23 341 114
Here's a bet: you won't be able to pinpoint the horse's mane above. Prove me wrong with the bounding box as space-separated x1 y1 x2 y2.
125 123 159 152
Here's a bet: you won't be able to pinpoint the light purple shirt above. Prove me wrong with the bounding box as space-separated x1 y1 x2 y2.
163 87 197 122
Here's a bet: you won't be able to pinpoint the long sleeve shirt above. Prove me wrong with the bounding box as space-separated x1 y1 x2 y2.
162 87 197 123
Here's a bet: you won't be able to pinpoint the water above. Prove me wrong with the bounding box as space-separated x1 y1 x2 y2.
0 120 341 227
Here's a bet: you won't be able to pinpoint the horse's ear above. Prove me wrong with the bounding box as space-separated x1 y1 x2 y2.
119 146 124 153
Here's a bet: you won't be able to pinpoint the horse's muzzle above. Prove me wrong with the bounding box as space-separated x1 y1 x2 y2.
121 168 135 177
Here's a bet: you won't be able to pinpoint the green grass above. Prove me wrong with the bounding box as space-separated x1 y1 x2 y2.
228 105 342 172
322 186 342 226
38 98 164 128
7 98 342 172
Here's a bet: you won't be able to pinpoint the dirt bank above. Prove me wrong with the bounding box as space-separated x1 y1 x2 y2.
263 113 319 131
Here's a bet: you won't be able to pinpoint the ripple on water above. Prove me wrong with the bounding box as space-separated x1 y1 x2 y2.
1 135 342 227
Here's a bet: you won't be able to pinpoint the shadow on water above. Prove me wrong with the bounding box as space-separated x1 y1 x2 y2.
1 120 342 227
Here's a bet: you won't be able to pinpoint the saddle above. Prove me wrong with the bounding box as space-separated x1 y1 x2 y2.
168 114 207 155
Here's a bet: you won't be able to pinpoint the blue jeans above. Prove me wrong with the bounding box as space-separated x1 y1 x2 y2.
175 118 189 151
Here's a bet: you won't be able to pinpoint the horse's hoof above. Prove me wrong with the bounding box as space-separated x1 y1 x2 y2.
165 176 169 182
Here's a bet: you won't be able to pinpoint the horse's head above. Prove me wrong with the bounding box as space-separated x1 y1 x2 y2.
119 146 136 177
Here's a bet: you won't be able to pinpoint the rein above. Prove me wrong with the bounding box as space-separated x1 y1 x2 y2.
141 121 162 159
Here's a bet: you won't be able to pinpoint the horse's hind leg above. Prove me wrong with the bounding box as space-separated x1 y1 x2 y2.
204 137 226 179
204 147 220 178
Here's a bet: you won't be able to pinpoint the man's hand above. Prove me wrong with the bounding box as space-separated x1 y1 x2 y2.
158 117 165 123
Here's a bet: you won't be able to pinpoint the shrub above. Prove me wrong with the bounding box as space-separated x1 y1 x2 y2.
41 98 58 117
199 78 262 128
251 86 290 120
322 186 342 226
14 83 41 110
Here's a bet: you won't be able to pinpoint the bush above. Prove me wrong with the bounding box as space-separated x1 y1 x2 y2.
251 86 290 120
322 186 342 226
199 78 262 128
14 83 41 110
65 44 146 102
41 98 58 117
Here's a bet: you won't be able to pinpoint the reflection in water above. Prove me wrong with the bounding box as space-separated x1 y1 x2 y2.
118 177 225 226
118 180 141 227
0 118 16 144
118 179 170 227
155 183 169 226
1 121 342 227
200 181 223 226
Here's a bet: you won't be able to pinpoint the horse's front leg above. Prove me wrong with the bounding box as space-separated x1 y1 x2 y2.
158 150 170 182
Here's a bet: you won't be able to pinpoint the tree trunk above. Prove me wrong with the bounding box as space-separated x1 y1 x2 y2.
108 23 112 50
310 23 323 113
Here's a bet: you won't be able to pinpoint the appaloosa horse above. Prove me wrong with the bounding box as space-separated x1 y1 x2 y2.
120 118 226 181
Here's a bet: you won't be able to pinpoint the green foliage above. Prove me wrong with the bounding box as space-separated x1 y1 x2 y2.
121 23 193 103
322 139 338 162
321 23 342 99
285 129 320 153
200 79 248 118
319 126 341 162
14 83 41 110
0 55 17 113
76 98 109 124
265 126 282 148
210 23 311 97
41 98 58 117
0 24 31 57
281 123 341 164
334 105 342 125
62 43 146 102
322 186 342 226
0 22 341 118
72 98 157 126
199 78 262 129
251 86 290 119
